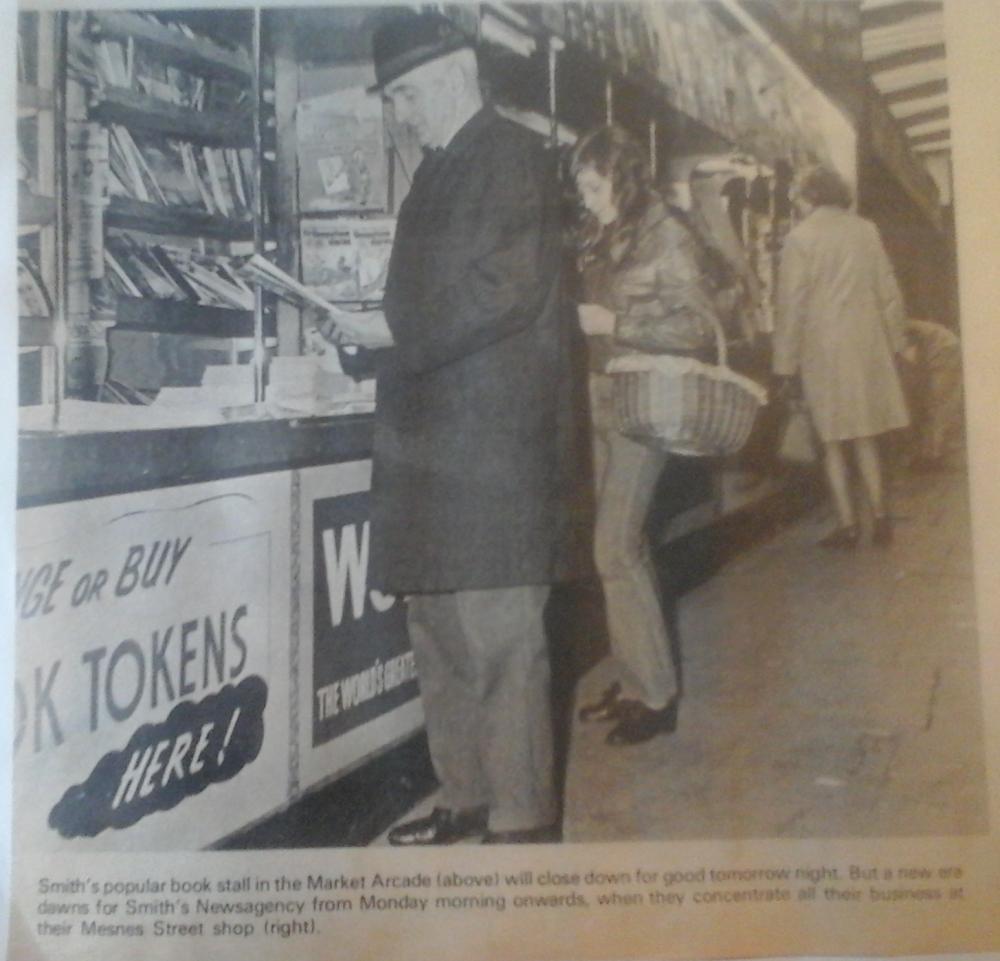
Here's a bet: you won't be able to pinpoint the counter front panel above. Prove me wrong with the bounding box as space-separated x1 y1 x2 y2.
15 420 422 852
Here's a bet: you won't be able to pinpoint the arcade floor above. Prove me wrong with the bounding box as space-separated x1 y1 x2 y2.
376 451 989 844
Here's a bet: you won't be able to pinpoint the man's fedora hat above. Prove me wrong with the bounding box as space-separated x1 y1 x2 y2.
368 10 472 93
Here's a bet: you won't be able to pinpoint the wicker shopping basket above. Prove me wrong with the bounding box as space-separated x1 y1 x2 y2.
606 318 768 457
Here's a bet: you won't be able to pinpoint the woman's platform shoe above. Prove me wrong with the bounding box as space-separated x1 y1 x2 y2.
578 682 622 723
605 699 678 746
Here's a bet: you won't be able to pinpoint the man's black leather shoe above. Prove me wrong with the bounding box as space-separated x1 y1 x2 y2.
481 824 561 844
387 806 488 846
606 699 678 746
577 681 623 723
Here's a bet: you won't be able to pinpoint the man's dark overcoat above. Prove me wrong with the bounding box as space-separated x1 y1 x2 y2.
369 107 586 594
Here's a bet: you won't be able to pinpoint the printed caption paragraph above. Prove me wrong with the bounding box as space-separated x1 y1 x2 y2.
32 861 968 941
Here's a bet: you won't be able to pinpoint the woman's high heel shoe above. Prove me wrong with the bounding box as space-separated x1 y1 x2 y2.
818 524 858 550
578 682 623 723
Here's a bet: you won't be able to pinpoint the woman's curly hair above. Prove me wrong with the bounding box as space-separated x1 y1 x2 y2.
571 124 656 264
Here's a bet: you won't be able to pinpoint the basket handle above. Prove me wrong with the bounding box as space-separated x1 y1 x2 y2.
707 310 728 369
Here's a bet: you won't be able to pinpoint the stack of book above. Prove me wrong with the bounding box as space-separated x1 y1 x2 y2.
107 124 254 218
266 355 375 418
104 234 254 310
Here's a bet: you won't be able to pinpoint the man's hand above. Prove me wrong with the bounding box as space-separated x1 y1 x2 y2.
578 302 616 337
312 306 394 349
307 308 339 346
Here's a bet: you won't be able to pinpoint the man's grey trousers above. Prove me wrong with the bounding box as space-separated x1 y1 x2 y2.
406 586 556 833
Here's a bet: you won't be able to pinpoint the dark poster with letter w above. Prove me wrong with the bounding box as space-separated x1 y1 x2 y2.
312 492 418 745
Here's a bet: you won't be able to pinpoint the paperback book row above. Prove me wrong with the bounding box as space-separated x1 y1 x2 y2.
77 17 248 113
103 233 254 311
20 235 259 319
99 216 395 315
108 124 255 220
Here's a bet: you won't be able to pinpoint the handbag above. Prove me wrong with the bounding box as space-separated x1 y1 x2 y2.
778 400 818 465
606 315 768 457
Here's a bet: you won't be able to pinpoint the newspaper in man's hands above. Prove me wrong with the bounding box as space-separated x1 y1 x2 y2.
236 254 391 348
234 253 344 314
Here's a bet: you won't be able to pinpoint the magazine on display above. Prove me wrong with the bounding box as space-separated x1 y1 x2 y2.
5 2 1000 961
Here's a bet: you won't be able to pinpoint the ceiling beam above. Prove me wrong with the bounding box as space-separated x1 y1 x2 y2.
884 77 948 104
892 94 949 119
906 122 950 141
909 128 951 147
864 42 946 74
897 104 950 128
861 2 943 31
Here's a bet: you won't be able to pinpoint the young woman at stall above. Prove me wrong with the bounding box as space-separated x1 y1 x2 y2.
774 165 910 548
571 124 720 745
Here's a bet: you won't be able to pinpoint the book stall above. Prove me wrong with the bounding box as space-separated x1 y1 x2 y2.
15 3 863 853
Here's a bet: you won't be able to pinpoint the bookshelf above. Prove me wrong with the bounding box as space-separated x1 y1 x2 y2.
17 11 60 409
74 8 275 400
88 11 253 85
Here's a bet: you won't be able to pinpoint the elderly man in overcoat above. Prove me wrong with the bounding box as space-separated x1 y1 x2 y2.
323 10 584 844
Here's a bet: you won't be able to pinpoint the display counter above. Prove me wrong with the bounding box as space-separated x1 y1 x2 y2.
18 413 374 507
14 414 424 852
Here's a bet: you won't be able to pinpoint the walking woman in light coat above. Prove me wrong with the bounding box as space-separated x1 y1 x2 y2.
774 165 910 548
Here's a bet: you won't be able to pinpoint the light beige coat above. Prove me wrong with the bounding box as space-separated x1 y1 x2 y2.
774 205 910 441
